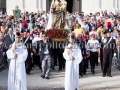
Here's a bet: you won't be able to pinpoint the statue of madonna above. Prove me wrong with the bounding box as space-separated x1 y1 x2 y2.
51 0 67 28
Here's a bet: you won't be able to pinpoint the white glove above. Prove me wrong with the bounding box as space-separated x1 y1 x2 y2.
114 53 116 57
30 37 32 40
103 39 107 43
31 53 33 56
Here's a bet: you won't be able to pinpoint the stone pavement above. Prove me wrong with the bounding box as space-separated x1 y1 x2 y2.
0 65 120 90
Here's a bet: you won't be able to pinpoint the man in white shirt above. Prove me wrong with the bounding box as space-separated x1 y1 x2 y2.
81 21 89 33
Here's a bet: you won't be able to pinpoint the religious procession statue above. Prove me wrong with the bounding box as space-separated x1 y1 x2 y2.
51 0 67 28
46 0 71 42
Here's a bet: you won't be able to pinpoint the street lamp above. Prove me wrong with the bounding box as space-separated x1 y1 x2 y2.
12 5 21 34
13 5 21 20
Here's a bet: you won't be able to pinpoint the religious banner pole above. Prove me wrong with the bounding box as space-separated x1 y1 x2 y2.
14 45 16 85
13 5 21 85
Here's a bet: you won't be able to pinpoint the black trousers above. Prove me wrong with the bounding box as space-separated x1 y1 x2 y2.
90 51 98 72
57 48 65 69
25 51 32 73
85 57 89 69
52 48 57 67
33 54 41 68
52 48 65 69
103 49 113 75
100 48 104 72
79 60 84 75
83 58 87 73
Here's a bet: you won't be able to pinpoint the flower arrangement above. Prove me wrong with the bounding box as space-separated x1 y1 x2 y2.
46 28 70 42
46 28 69 38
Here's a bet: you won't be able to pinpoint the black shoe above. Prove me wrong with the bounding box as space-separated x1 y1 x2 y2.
96 64 98 66
32 65 35 68
83 72 86 75
52 67 55 70
91 72 94 74
46 77 49 79
26 70 30 75
86 67 89 69
27 72 30 75
41 75 45 78
39 67 42 69
102 74 106 77
80 73 83 77
58 68 62 71
107 75 112 77
91 70 95 74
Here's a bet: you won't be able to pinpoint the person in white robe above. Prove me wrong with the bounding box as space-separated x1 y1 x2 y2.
6 32 28 90
63 37 83 90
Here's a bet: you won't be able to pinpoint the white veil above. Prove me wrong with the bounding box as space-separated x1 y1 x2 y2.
46 0 55 30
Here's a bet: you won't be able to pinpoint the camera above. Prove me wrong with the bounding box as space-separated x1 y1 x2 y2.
32 19 35 23
19 20 22 23
8 25 11 28
31 15 34 18
27 20 30 23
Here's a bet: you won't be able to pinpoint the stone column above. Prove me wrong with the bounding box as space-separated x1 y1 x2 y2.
72 0 75 12
79 0 82 12
118 0 120 12
42 0 49 12
116 0 119 12
74 0 80 12
0 0 2 10
23 0 25 12
38 0 42 12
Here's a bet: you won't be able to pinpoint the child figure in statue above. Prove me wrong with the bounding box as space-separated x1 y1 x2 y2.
60 0 67 12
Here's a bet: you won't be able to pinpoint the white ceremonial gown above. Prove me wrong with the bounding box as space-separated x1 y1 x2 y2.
6 42 28 90
63 43 83 90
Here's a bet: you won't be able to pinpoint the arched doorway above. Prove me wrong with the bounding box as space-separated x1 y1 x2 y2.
66 0 73 13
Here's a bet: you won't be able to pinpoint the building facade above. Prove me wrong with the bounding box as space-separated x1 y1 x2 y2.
5 0 120 15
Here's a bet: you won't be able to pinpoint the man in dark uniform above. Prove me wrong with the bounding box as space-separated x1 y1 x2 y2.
102 30 116 77
22 31 32 74
100 31 107 72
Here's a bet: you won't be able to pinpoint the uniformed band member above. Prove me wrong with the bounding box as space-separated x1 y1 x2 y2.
22 30 32 74
102 30 116 77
